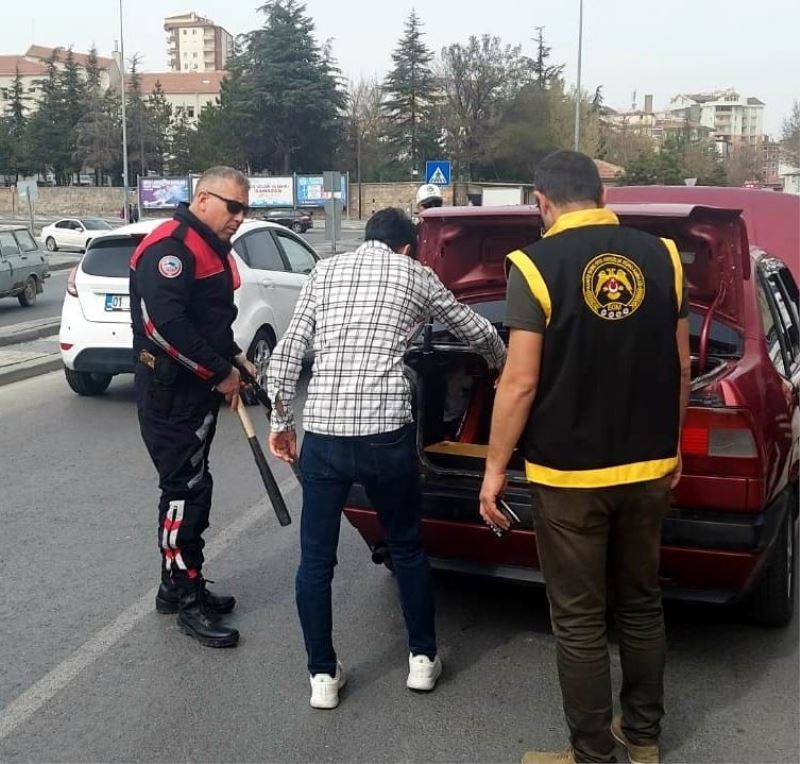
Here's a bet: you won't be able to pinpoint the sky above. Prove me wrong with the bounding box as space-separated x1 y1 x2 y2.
3 0 798 136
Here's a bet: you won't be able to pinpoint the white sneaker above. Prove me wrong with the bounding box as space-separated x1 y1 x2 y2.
406 653 442 691
309 661 346 709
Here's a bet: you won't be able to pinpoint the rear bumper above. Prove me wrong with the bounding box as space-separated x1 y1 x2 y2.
343 482 794 605
70 348 135 374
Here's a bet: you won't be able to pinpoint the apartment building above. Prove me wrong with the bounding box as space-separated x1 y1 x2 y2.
165 12 233 73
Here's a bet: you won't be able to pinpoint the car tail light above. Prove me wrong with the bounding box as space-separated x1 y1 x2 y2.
680 408 761 477
67 266 78 297
60 343 73 351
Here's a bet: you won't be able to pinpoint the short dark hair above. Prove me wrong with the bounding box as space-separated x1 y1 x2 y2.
534 150 602 206
365 207 417 251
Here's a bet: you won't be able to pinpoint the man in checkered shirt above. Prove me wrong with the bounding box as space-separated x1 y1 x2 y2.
267 207 506 709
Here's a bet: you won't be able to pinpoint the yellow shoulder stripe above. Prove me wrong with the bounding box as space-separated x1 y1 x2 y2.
507 250 552 327
660 237 684 312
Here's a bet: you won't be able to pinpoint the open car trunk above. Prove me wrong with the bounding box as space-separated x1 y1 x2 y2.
409 202 749 483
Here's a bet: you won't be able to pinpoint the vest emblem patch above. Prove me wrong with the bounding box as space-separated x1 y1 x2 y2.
582 253 645 321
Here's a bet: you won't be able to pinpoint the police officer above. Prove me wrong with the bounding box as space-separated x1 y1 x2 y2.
479 150 691 764
131 166 255 648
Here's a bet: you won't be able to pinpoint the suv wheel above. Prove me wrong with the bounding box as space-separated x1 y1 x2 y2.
746 493 796 626
18 276 38 307
64 367 113 396
291 222 304 233
45 236 57 252
242 329 274 407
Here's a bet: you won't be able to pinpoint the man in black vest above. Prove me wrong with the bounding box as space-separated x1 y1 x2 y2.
131 166 255 648
479 150 691 764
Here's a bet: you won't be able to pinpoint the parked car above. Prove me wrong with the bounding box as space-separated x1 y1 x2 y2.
0 225 50 306
260 208 313 233
343 201 800 627
40 218 114 253
59 218 318 396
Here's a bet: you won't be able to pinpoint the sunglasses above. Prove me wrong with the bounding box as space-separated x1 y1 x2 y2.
204 190 250 216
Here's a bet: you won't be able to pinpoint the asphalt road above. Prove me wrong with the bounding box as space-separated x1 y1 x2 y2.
0 270 70 329
0 371 797 763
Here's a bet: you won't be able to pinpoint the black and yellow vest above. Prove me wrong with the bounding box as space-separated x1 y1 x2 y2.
507 208 684 488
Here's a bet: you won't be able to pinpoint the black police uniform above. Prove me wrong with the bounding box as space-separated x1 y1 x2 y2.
130 203 241 646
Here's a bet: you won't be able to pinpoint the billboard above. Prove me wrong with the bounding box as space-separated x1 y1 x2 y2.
296 174 347 207
249 176 294 208
139 177 191 209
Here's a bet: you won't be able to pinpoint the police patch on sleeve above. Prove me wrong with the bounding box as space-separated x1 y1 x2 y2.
582 254 645 320
158 255 183 279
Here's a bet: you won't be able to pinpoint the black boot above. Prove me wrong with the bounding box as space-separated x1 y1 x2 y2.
156 576 236 615
176 585 240 648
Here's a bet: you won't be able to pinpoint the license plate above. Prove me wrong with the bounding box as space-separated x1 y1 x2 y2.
104 294 130 312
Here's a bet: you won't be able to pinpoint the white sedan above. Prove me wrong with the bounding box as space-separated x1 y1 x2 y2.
59 218 318 396
41 218 114 253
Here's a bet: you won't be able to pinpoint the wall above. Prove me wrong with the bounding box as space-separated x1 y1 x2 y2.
347 182 456 218
0 186 133 219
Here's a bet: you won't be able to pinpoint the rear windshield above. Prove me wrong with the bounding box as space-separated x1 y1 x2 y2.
83 219 113 231
82 237 140 277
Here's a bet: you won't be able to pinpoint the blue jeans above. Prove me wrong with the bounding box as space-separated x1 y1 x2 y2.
296 424 437 676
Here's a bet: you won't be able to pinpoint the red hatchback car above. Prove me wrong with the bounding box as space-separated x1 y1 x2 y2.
343 195 800 626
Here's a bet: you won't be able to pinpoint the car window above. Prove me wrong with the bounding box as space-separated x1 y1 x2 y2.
55 220 70 229
275 232 316 274
767 271 800 365
71 221 84 231
13 230 38 252
758 276 790 375
81 237 140 277
0 231 21 257
238 230 285 271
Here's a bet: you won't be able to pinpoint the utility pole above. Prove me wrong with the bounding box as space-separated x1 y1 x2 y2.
119 0 129 217
573 0 584 151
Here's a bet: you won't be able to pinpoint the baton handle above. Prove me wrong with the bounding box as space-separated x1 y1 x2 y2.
236 403 292 527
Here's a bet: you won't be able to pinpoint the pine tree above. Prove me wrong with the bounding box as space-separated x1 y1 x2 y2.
382 10 441 179
218 0 345 173
530 27 565 89
28 51 70 184
61 47 87 180
147 82 173 175
168 107 196 174
1 68 35 178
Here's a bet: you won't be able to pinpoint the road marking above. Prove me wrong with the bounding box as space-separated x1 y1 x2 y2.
0 477 299 742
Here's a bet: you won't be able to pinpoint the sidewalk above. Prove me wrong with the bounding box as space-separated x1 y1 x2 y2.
0 336 61 386
48 253 81 272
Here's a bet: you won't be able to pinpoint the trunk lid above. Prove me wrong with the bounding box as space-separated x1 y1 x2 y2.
417 203 750 328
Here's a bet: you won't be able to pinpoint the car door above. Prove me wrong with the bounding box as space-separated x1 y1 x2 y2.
68 220 87 250
234 228 303 338
52 219 75 249
12 229 42 283
0 231 27 289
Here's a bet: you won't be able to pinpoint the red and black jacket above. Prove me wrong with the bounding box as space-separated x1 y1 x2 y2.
130 204 242 385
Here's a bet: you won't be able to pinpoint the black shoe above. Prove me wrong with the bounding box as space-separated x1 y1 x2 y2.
177 589 240 648
156 578 236 615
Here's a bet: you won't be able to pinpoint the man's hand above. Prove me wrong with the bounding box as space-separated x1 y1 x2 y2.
269 429 298 464
216 366 241 410
670 452 683 489
235 353 258 381
479 470 510 531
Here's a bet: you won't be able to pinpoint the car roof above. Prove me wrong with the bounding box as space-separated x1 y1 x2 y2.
87 217 289 243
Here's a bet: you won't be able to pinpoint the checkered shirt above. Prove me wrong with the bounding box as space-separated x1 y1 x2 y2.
267 240 506 436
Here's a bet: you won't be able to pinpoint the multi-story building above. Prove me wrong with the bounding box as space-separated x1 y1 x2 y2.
0 45 119 114
762 141 783 187
164 12 233 73
666 90 765 153
131 71 224 126
605 94 714 146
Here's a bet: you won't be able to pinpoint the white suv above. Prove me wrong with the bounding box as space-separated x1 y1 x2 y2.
59 218 318 395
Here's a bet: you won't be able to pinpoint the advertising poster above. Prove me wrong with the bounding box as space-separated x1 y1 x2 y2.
296 174 347 207
249 176 294 208
139 177 191 209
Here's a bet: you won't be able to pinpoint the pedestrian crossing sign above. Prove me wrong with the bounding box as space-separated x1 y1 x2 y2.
425 161 451 186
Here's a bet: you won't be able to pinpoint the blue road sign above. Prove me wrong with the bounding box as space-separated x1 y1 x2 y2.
425 160 452 186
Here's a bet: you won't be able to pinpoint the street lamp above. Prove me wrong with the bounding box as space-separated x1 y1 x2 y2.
119 0 129 217
573 0 584 151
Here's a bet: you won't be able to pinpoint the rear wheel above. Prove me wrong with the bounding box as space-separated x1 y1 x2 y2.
18 276 37 307
241 329 274 407
745 494 796 626
291 222 304 233
64 367 113 396
45 236 57 252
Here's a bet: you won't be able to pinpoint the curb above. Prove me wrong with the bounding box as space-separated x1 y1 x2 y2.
0 354 62 387
0 320 61 347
